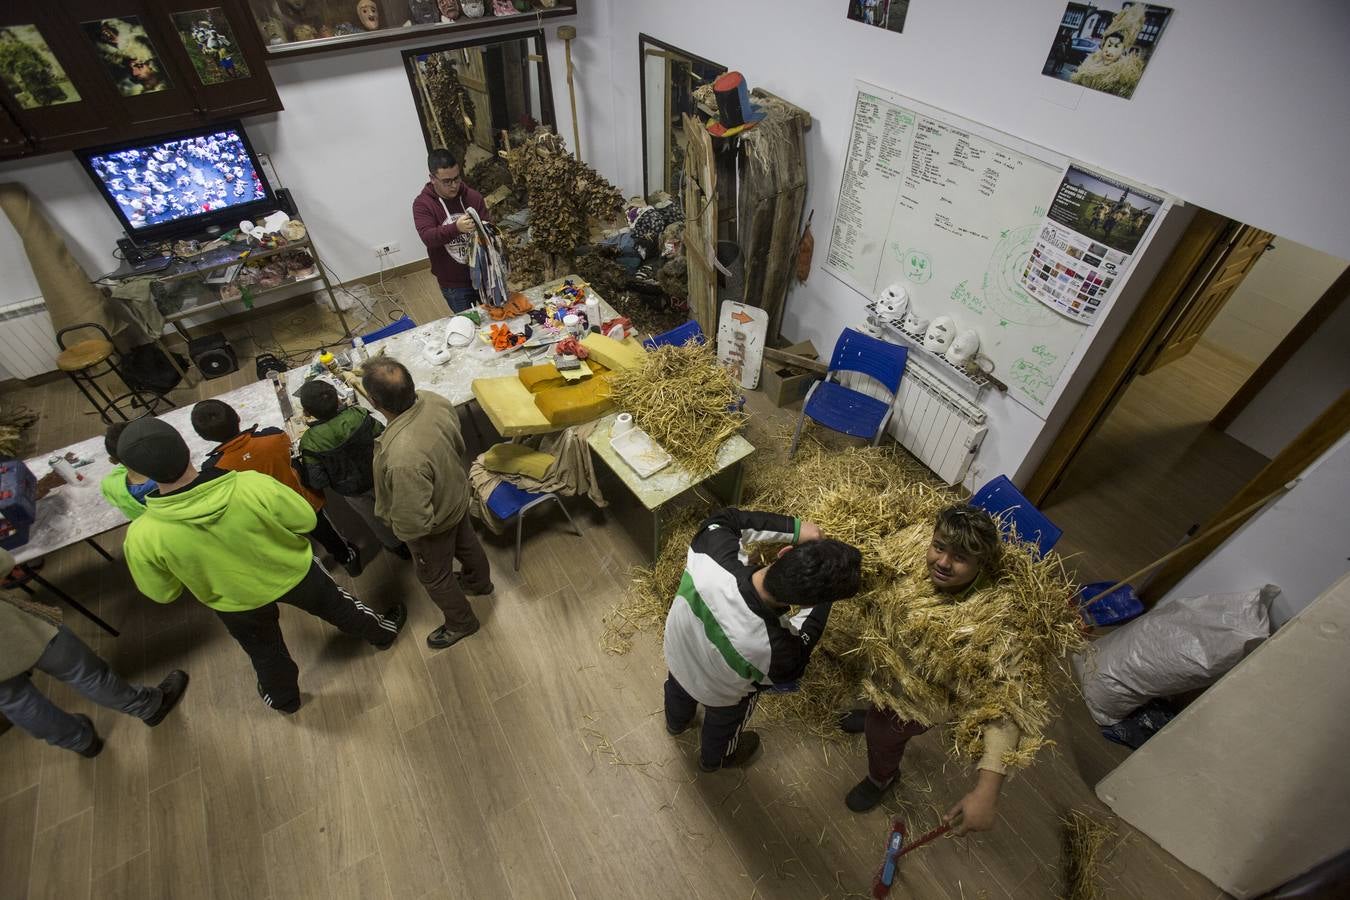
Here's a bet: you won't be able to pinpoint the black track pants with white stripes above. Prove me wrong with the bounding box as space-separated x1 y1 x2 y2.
215 561 397 711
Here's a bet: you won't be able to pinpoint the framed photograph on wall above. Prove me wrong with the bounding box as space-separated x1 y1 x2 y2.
80 16 174 96
1042 2 1174 100
172 7 252 84
0 24 82 108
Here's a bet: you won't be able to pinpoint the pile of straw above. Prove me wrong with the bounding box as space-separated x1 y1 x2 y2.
1061 809 1115 900
602 442 1085 769
503 128 624 261
0 404 38 458
602 342 745 475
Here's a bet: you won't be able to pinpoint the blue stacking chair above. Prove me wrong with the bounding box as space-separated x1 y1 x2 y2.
969 475 1062 557
358 315 417 345
485 481 581 571
643 319 704 350
788 328 908 459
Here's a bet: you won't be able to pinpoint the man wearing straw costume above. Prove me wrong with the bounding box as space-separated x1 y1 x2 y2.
839 504 1024 831
664 508 863 772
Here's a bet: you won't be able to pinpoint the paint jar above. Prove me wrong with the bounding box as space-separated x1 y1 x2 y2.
563 314 582 337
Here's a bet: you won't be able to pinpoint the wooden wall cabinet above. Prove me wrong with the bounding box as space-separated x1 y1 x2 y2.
0 0 282 159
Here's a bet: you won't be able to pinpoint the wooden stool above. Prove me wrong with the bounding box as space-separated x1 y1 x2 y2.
56 324 174 424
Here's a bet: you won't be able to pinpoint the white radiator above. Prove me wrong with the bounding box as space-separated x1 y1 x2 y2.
0 299 60 379
841 359 987 486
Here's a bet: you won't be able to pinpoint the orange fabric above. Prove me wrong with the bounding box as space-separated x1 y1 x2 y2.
210 430 324 510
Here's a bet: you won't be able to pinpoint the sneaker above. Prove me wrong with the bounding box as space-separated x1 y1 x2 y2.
427 622 479 650
372 603 408 650
455 573 494 596
342 542 365 578
845 774 896 813
838 708 867 734
699 731 761 772
74 714 103 758
389 543 412 561
256 681 301 715
143 670 189 726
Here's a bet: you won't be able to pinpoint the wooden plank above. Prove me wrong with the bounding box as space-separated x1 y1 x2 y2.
30 807 94 900
98 852 152 900
330 853 391 900
148 770 212 900
0 785 40 898
762 346 829 376
486 799 576 900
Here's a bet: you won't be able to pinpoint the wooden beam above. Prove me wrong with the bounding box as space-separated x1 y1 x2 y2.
1210 262 1350 431
762 346 828 376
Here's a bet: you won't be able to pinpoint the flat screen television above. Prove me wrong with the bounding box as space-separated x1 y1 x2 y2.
76 121 276 244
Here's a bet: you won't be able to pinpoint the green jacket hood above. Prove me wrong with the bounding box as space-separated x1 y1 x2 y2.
144 470 237 526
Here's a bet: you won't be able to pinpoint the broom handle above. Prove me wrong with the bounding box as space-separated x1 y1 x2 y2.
897 823 951 858
1086 479 1299 603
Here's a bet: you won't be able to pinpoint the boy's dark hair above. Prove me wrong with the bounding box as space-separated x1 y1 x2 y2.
427 148 458 173
104 420 131 462
190 398 242 443
764 539 864 607
298 379 341 421
934 504 1002 570
361 358 417 414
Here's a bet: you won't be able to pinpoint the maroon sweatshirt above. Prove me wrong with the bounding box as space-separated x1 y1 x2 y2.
412 182 489 290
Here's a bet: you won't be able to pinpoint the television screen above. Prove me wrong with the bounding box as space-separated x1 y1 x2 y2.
77 122 275 242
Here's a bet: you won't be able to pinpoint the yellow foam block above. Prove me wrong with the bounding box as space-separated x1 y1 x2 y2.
482 443 555 480
519 363 566 393
533 375 614 426
579 333 646 371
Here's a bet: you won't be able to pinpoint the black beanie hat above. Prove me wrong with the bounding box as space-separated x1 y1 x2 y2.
116 417 191 483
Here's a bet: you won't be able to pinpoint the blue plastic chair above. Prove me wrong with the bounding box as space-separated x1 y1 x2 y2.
358 315 417 345
485 481 581 571
788 328 908 459
969 475 1062 558
643 319 704 350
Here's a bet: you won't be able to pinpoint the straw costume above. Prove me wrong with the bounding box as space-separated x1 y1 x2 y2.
1071 5 1148 98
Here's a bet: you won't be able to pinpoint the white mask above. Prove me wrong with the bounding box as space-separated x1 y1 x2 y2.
923 316 956 353
901 311 929 335
945 329 980 366
875 283 909 319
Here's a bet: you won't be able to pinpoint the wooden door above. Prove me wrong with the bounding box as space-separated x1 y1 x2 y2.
0 3 119 151
0 103 30 157
56 0 204 136
152 0 282 121
1137 223 1274 374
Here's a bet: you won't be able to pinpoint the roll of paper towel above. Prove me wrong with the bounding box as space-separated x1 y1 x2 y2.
611 412 634 437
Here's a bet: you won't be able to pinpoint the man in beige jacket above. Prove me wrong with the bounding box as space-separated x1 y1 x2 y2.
364 357 493 649
0 549 188 756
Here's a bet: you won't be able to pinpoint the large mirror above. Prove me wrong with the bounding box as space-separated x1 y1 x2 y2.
639 35 724 199
403 31 554 222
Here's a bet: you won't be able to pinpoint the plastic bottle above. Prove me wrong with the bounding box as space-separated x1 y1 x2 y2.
352 336 369 363
584 297 601 333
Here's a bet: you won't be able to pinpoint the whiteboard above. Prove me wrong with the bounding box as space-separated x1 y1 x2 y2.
824 81 1163 413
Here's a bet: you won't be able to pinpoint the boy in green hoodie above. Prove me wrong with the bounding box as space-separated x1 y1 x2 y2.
117 417 408 714
99 421 157 520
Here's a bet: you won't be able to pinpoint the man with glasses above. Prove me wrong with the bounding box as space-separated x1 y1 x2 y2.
413 148 490 312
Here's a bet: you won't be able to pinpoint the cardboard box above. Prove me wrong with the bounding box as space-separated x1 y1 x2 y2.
760 340 820 407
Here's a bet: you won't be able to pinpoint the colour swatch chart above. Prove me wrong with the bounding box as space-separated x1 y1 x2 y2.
1021 165 1165 323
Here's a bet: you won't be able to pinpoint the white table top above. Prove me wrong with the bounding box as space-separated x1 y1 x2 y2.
586 413 756 511
13 277 610 564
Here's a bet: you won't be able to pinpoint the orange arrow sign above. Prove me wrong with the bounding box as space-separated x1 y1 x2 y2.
730 310 754 325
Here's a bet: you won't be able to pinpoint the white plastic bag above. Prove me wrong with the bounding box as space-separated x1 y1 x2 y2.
1072 585 1277 726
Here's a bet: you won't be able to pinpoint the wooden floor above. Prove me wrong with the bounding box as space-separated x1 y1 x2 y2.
0 276 1228 900
1044 340 1270 587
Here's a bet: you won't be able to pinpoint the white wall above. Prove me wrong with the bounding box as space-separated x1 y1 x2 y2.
1161 434 1350 627
0 9 599 308
1205 239 1347 365
1226 285 1350 458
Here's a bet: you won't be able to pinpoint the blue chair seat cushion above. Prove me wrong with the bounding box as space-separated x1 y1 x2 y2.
803 381 892 438
485 482 547 521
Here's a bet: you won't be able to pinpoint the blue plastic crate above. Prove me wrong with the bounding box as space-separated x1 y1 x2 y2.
1078 581 1145 627
0 458 37 526
0 517 30 551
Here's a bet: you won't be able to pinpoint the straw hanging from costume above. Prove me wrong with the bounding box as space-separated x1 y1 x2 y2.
465 206 509 308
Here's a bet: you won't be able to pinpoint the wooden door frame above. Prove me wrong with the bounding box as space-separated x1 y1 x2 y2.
1023 209 1235 506
1210 262 1350 431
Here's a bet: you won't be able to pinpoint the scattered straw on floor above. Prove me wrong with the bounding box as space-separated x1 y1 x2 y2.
602 341 746 475
1061 809 1115 900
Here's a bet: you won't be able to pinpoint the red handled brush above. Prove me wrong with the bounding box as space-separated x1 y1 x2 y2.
871 819 953 898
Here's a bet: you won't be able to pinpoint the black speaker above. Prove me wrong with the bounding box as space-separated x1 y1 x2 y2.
189 332 239 380
274 187 297 217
